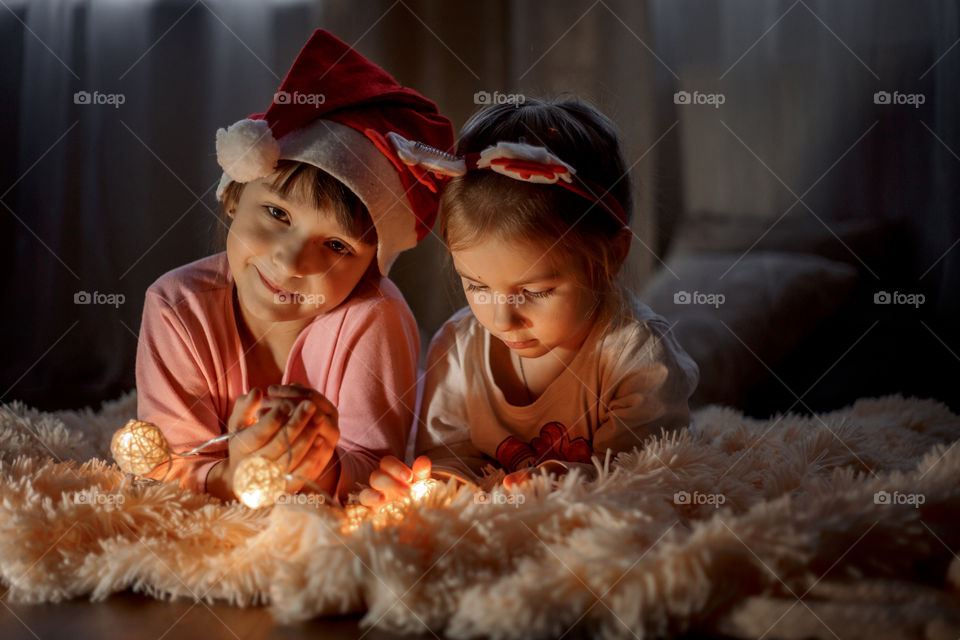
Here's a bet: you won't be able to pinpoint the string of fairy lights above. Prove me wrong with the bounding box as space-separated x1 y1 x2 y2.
110 419 443 529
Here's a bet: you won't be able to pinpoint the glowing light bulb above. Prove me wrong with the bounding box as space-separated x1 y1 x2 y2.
110 420 171 475
372 500 406 528
409 478 437 501
340 504 369 533
232 456 286 509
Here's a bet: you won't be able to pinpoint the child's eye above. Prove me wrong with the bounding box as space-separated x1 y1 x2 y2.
264 206 289 223
523 289 554 300
326 239 353 256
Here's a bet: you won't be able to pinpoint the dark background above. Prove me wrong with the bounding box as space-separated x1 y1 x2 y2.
1 0 958 417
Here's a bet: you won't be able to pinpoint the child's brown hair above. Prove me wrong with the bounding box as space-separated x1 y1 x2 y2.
215 160 377 250
439 97 634 323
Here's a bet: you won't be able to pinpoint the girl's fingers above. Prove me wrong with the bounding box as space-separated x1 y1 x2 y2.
234 403 291 455
229 388 263 432
359 488 384 508
412 456 432 481
380 456 413 483
255 401 317 463
503 469 532 489
284 474 305 494
267 384 338 422
311 412 340 448
288 433 336 489
369 469 411 499
277 410 321 473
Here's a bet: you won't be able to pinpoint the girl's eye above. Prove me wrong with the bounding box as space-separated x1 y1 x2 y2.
264 206 289 223
523 289 554 300
326 239 353 256
463 282 553 300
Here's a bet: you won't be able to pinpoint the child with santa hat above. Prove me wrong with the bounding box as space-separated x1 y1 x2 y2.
135 29 452 502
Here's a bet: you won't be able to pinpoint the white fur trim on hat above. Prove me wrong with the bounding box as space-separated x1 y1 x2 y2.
215 172 233 200
215 118 280 184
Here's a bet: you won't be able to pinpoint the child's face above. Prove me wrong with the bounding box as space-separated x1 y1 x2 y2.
226 178 376 325
452 236 597 360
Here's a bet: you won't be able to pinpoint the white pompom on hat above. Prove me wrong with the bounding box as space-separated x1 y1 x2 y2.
215 119 280 184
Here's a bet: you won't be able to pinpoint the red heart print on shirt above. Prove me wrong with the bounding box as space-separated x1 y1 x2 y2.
495 422 593 472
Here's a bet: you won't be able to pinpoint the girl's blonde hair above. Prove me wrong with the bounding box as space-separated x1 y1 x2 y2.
438 97 634 325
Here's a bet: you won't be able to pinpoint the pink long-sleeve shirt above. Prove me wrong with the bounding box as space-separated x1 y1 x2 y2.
134 252 419 500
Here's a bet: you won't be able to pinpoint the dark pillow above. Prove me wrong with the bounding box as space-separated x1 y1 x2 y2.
639 252 859 408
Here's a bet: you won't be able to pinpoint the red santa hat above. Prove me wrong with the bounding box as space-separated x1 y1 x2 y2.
215 29 454 275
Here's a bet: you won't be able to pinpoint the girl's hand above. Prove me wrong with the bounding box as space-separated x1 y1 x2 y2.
503 468 533 489
258 383 341 492
503 460 568 489
359 455 431 508
225 386 314 467
223 386 338 494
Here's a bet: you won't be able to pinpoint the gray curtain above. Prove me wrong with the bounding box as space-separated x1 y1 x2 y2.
648 0 960 298
646 0 960 412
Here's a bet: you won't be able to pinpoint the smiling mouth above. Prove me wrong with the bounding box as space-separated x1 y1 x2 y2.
257 268 295 297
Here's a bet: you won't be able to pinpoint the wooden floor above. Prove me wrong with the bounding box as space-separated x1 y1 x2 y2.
0 592 425 640
0 591 743 639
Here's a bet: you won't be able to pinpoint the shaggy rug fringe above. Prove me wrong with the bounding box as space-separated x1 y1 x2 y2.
1 393 958 639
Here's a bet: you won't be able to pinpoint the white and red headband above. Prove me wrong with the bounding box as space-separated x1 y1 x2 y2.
386 132 628 228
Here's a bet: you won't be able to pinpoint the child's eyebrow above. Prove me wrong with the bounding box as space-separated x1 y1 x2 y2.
260 184 362 239
453 268 559 287
260 183 296 202
260 184 321 213
453 268 480 282
515 272 560 286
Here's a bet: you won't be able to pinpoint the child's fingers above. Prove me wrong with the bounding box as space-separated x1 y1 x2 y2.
267 384 338 424
288 433 337 490
369 469 411 500
359 488 384 508
412 456 432 481
283 474 305 495
254 401 317 463
503 469 533 489
229 388 262 433
232 403 291 455
310 412 340 450
379 456 413 483
276 411 321 473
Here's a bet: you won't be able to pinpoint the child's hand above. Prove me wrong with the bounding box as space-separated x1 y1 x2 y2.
359 455 432 508
503 460 568 489
502 468 533 489
258 383 340 492
224 385 339 494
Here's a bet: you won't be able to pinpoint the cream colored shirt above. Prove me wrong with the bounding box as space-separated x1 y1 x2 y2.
416 297 699 483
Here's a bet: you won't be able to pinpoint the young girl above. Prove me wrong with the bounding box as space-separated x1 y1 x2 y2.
361 97 699 505
135 30 453 502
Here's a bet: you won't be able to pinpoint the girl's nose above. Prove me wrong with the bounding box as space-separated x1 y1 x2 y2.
273 235 319 277
491 296 523 331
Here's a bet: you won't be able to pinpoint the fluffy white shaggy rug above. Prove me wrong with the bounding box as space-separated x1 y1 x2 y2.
1 392 959 640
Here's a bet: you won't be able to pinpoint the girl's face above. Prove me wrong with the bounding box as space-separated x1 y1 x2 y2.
226 177 377 326
452 236 598 360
